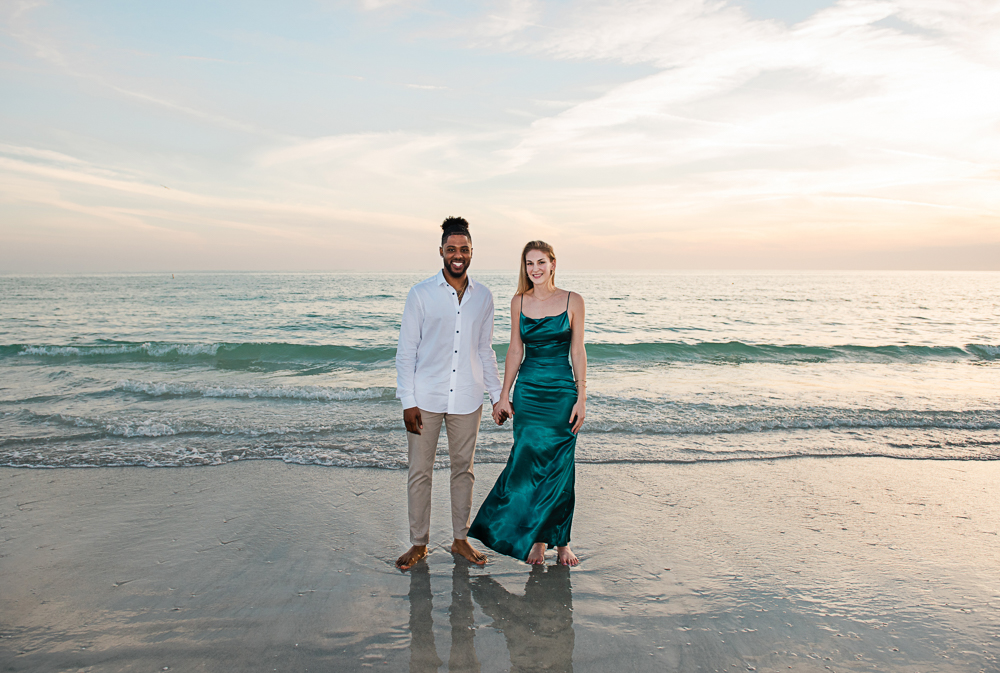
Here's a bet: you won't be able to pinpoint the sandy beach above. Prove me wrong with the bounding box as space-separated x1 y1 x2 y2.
2 458 998 672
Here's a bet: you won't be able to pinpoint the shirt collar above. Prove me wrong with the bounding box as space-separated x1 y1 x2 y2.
436 269 476 292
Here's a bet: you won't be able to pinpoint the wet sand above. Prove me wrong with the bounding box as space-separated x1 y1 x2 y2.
1 458 998 672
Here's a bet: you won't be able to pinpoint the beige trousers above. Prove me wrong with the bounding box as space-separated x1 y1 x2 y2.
407 406 482 545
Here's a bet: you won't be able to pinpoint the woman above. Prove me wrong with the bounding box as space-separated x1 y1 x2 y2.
468 241 586 566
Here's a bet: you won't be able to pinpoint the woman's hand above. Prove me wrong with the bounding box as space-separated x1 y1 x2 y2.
569 400 586 434
493 398 514 425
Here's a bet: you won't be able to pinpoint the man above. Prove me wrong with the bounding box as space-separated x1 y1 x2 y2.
395 217 503 570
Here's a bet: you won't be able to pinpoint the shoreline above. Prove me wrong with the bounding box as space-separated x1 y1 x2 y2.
2 457 998 671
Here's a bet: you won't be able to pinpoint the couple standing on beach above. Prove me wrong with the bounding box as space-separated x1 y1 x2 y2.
395 217 587 571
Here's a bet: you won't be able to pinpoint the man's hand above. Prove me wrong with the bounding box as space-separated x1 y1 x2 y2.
404 406 423 434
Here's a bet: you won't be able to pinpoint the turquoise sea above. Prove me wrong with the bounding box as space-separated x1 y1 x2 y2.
1 271 998 469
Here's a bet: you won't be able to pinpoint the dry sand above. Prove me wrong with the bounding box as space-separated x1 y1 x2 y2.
2 458 998 672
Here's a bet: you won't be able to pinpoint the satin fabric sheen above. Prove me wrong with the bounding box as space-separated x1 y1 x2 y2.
469 309 577 561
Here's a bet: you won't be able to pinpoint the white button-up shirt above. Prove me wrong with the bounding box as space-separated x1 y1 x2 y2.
396 271 502 414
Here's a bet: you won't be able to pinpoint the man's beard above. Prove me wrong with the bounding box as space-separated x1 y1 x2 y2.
443 258 470 279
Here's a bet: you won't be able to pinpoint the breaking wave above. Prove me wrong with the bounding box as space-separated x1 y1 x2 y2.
115 379 395 401
4 340 998 367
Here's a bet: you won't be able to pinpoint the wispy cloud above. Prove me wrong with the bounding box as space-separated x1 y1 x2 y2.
105 84 280 136
0 3 279 137
359 0 413 9
462 0 1000 235
178 55 246 64
0 141 439 256
1 0 998 270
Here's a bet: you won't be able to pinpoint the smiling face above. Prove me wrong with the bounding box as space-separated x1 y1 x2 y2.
524 249 555 290
440 234 473 280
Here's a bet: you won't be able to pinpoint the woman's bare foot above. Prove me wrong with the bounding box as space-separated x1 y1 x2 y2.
526 542 547 564
557 545 579 566
451 538 487 565
396 545 428 570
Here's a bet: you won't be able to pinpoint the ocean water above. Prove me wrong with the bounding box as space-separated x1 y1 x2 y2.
1 271 997 469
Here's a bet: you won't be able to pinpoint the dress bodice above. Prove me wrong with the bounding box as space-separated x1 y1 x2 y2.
520 311 572 362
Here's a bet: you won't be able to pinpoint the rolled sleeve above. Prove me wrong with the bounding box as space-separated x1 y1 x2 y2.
477 292 502 405
395 287 422 409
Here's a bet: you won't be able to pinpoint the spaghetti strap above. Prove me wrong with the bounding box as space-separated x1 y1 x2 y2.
520 293 524 314
565 291 571 311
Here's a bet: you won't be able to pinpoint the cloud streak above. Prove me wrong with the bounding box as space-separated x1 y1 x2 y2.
1 2 281 137
457 0 1000 240
1 0 998 271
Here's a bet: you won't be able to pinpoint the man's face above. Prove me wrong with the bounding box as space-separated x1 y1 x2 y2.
440 234 473 279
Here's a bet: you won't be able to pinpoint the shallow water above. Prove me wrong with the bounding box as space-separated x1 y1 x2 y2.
2 460 997 672
1 271 998 468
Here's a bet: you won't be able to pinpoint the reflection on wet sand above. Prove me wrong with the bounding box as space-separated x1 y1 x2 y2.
406 563 575 672
472 565 575 673
449 562 480 673
408 564 443 672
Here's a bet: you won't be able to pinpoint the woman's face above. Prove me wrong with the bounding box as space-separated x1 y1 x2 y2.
524 249 555 288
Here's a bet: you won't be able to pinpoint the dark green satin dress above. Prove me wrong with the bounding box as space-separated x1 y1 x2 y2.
469 303 577 561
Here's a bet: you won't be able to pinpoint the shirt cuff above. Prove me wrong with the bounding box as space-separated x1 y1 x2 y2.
399 394 417 409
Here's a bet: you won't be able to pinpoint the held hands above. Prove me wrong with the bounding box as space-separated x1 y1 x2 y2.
492 398 513 425
569 400 586 434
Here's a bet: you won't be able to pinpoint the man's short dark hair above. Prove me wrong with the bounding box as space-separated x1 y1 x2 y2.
441 217 472 246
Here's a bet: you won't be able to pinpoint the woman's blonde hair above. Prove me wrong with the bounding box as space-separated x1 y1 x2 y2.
516 240 556 296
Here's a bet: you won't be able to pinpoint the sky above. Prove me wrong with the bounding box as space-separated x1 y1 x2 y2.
1 0 998 272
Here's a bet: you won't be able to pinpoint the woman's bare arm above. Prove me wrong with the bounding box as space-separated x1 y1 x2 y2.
493 294 524 423
568 291 587 433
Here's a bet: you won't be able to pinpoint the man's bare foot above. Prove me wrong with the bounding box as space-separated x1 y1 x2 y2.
451 538 487 565
396 545 428 570
557 545 579 566
527 542 547 565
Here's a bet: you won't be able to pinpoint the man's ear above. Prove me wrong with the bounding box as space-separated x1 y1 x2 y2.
439 247 444 257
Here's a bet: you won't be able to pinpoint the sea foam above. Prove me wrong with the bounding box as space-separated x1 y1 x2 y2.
116 379 395 401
